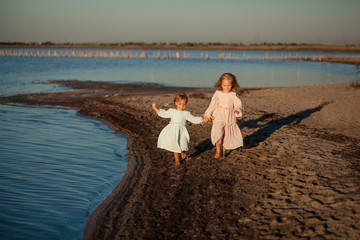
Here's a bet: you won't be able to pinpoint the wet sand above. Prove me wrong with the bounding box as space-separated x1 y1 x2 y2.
1 81 359 239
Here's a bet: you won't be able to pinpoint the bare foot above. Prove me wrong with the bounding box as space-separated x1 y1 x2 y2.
181 152 187 159
220 147 226 159
175 161 180 166
214 153 220 159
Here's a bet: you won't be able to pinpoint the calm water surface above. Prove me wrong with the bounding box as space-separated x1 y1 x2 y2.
1 49 359 96
0 105 127 240
0 49 359 239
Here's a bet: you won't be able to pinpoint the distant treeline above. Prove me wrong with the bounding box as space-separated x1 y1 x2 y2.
2 41 360 52
1 41 358 47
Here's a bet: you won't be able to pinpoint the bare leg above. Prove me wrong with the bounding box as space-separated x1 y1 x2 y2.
220 146 226 159
174 152 181 166
181 152 187 159
215 143 221 159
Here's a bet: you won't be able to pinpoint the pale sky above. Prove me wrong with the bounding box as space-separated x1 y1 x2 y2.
1 0 359 45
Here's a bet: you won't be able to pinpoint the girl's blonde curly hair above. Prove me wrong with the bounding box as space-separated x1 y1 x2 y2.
174 93 188 104
215 73 240 92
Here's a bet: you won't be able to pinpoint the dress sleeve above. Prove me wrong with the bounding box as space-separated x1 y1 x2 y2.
233 93 244 118
186 111 203 124
157 108 173 118
204 91 219 118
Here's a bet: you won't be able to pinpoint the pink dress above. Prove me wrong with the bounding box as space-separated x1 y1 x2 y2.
204 90 244 149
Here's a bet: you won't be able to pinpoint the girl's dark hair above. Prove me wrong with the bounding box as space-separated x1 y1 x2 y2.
174 93 188 104
215 73 240 92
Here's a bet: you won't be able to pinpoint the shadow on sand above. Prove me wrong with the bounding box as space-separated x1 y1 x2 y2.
190 102 330 157
242 102 331 149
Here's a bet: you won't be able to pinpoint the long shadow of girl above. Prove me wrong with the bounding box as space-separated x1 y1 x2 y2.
190 102 330 157
242 102 330 149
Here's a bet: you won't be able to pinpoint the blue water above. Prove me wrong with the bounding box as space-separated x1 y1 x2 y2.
1 49 359 96
0 105 128 240
0 49 359 240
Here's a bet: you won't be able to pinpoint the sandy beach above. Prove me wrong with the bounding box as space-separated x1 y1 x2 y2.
1 81 359 239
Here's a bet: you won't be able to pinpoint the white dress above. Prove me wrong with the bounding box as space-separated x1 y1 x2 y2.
204 90 244 149
157 108 203 153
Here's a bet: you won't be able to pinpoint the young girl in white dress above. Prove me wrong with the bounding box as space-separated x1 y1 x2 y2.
204 73 244 159
152 93 207 165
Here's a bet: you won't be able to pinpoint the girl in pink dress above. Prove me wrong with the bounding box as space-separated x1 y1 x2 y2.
204 73 244 159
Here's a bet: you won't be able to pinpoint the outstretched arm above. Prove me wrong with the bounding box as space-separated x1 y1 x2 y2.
186 112 204 125
152 102 159 113
204 91 218 118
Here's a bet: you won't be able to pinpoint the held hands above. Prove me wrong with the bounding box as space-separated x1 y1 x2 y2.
202 116 211 123
202 112 238 123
